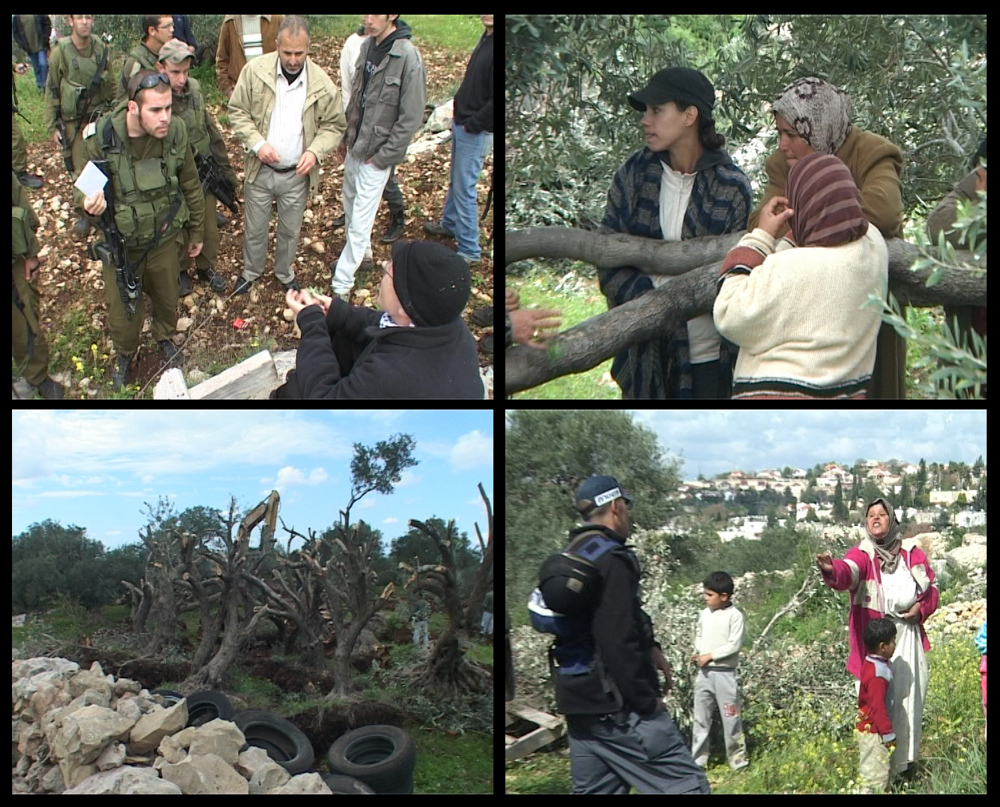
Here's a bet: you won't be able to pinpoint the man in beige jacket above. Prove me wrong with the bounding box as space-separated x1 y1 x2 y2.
228 15 346 294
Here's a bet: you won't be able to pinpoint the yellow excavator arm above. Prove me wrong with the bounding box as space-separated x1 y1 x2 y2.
236 490 280 556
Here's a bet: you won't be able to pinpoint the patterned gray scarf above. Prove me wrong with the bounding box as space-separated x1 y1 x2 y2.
772 77 852 156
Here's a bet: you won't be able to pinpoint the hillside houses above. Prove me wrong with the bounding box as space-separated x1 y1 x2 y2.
677 459 986 540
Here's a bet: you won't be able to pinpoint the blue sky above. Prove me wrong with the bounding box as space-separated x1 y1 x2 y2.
12 410 494 552
628 409 986 479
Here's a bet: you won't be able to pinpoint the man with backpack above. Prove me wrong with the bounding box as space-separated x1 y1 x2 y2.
528 475 709 794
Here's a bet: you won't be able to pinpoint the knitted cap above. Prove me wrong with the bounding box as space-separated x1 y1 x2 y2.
391 240 470 327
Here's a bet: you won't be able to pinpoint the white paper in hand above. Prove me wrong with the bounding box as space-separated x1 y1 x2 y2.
74 161 110 198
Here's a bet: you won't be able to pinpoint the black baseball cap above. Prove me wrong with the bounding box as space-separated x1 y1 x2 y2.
575 475 632 517
628 66 715 118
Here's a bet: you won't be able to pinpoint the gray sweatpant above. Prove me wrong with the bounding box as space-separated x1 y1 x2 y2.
568 709 710 794
691 666 748 770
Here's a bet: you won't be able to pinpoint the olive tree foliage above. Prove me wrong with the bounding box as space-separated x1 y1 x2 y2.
506 15 986 234
505 410 681 616
506 15 737 231
867 193 987 398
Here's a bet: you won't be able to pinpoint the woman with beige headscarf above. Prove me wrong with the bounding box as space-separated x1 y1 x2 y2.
748 77 907 398
816 498 939 779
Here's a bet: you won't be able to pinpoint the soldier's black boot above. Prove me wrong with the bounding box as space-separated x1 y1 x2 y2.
381 210 406 243
37 376 65 399
111 353 132 391
197 266 227 293
158 340 184 369
17 171 44 189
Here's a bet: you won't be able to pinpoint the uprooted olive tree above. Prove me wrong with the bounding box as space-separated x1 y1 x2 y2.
121 435 419 697
121 495 279 692
249 433 419 698
505 227 988 395
400 483 494 700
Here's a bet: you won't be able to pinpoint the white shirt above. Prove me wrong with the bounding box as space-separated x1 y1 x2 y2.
255 59 308 169
656 161 720 364
340 32 368 111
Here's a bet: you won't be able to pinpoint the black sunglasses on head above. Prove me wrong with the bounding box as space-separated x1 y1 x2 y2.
129 72 170 101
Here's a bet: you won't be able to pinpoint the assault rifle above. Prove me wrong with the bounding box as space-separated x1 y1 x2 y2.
85 160 140 320
195 153 239 215
53 117 74 175
12 101 30 125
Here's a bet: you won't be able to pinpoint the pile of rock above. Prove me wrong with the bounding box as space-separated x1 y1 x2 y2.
924 598 987 640
12 657 330 794
912 530 987 571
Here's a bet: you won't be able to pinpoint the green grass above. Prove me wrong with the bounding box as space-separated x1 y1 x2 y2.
509 264 618 399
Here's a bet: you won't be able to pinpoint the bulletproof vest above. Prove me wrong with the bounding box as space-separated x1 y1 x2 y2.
56 36 110 122
96 106 190 248
172 77 212 158
124 42 160 87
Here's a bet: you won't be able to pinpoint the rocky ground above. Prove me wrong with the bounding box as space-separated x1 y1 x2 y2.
17 31 494 398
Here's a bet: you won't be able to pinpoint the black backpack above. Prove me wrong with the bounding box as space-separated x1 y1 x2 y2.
527 530 629 714
532 530 621 620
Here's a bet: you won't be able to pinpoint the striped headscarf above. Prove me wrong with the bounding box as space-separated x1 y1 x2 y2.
772 77 852 156
786 153 868 247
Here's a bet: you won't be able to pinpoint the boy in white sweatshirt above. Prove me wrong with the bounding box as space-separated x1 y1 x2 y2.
691 571 748 770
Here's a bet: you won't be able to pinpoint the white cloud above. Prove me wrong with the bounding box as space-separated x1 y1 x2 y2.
397 470 419 487
450 430 493 470
383 517 399 524
272 466 329 494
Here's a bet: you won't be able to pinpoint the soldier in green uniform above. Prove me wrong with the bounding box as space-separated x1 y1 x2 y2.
12 59 44 189
156 38 237 295
44 14 114 235
78 69 205 391
118 15 175 102
12 171 64 398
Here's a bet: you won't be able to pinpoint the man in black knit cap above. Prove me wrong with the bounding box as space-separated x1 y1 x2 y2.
274 240 483 398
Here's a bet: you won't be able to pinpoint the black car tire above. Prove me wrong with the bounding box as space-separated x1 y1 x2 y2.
233 709 315 775
186 690 235 727
321 774 376 794
327 725 416 794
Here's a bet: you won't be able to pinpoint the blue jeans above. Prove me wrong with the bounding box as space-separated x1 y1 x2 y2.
440 122 493 260
28 49 48 92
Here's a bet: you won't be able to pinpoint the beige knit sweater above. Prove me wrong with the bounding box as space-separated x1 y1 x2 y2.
713 226 888 399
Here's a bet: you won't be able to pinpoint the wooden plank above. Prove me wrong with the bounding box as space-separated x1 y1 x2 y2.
188 349 277 400
513 705 563 730
153 368 192 399
504 706 566 761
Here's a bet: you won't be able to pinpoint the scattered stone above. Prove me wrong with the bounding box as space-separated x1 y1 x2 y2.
12 657 329 794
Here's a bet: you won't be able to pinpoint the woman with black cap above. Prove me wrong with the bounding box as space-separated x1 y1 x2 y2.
599 66 753 399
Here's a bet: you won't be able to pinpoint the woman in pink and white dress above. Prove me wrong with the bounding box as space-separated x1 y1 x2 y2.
816 497 939 777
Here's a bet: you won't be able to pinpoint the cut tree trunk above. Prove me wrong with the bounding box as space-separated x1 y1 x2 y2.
505 228 987 395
